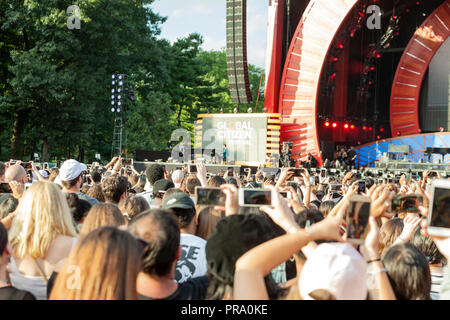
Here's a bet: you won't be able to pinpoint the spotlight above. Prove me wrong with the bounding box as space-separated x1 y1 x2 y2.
377 136 381 140
112 81 116 85
119 81 123 86
332 122 338 128
111 95 115 99
350 125 355 129
357 141 361 145
380 128 384 132
118 75 123 80
362 126 367 131
111 89 115 93
369 127 373 131
111 107 115 112
324 121 330 127
111 101 115 105
397 131 401 136
117 107 121 113
344 123 349 129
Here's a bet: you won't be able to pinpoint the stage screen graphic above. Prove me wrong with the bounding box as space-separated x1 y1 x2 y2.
201 115 268 163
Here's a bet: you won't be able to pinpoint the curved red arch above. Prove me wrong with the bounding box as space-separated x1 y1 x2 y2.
278 0 358 165
390 0 450 136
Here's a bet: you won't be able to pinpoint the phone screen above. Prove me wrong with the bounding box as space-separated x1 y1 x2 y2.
358 180 366 194
330 184 343 192
196 188 225 206
346 196 371 244
227 167 233 175
287 182 298 192
0 182 12 194
279 191 291 199
243 189 272 206
430 187 450 229
392 195 423 214
320 169 326 178
189 165 197 173
292 169 304 177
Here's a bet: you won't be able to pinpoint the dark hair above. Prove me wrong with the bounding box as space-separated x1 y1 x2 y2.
0 222 7 255
61 174 81 189
65 193 92 224
382 243 431 300
0 196 19 220
118 195 150 221
129 209 180 277
145 164 165 186
379 218 404 257
86 184 105 202
225 177 238 187
169 207 196 229
295 208 324 228
195 207 223 240
319 201 335 218
208 176 226 188
185 176 201 195
411 228 445 265
205 214 281 300
162 188 182 202
91 171 102 183
101 174 128 204
0 162 5 178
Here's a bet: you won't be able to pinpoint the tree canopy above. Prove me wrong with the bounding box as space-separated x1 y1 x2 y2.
0 0 264 163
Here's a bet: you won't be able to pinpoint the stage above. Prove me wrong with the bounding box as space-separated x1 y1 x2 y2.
133 162 259 175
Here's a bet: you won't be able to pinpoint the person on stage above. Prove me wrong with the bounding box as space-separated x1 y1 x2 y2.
222 144 228 165
210 149 216 164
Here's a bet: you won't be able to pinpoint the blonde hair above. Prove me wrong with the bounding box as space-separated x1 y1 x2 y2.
8 181 77 259
49 226 141 300
79 203 125 238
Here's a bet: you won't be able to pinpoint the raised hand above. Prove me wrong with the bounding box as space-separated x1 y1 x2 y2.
260 186 299 234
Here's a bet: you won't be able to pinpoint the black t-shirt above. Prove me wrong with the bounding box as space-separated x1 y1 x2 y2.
0 286 36 300
138 276 209 300
347 150 357 162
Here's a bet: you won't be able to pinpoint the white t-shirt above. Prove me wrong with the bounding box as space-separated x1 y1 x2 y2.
175 233 208 283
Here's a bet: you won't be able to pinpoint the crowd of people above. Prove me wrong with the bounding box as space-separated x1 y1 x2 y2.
0 156 449 300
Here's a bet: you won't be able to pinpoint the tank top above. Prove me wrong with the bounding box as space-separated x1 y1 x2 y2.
8 237 77 300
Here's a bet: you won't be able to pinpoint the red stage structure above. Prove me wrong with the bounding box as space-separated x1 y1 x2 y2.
264 0 450 166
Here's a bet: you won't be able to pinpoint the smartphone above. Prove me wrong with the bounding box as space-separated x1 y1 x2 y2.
123 158 133 166
418 171 423 179
346 195 372 244
188 164 197 173
429 171 437 178
238 188 272 207
23 162 32 170
227 167 234 176
358 180 366 194
292 168 305 177
287 182 298 192
427 179 450 237
392 194 423 214
120 168 125 175
330 184 343 192
0 182 12 193
279 191 292 199
320 169 327 178
195 187 226 206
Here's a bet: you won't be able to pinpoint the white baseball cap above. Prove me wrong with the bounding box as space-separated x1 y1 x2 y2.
299 242 368 300
59 159 87 181
39 170 49 178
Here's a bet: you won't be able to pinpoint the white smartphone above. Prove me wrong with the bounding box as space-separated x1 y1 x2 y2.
346 195 372 245
427 179 450 237
238 188 272 207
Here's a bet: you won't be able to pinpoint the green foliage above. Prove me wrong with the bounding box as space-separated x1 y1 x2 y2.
0 0 265 162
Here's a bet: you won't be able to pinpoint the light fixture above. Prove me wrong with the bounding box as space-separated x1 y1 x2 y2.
112 81 115 85
112 75 115 79
111 107 115 112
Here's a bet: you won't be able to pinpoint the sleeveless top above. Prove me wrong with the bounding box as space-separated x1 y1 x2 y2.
8 237 77 300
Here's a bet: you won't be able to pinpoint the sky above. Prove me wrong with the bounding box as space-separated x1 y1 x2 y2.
150 0 268 69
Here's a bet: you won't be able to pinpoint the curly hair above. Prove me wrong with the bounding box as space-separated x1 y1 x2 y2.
145 164 165 186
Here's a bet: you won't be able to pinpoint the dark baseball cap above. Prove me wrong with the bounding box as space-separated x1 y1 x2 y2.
152 179 175 196
162 192 195 210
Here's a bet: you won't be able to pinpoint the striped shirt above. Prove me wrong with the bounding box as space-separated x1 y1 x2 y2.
431 271 443 300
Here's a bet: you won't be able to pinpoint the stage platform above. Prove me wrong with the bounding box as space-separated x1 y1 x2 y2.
133 162 260 175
